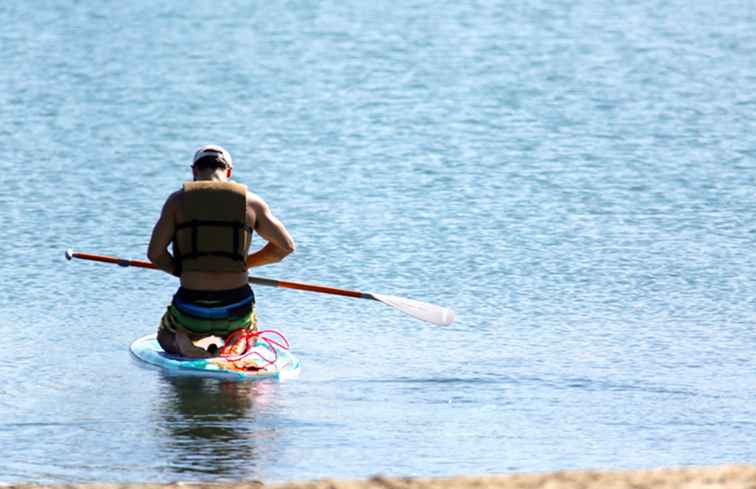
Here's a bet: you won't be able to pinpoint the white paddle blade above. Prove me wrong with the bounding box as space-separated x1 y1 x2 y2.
371 293 456 326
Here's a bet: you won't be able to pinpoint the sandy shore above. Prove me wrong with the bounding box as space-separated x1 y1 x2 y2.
8 465 756 489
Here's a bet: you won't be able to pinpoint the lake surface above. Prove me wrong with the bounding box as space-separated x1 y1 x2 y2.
2 0 756 483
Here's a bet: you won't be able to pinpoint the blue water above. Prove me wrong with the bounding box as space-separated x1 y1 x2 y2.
2 0 756 483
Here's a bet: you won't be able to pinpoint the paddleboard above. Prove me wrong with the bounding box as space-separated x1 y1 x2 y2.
129 334 301 381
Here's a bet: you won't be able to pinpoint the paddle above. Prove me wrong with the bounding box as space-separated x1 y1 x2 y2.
65 250 456 326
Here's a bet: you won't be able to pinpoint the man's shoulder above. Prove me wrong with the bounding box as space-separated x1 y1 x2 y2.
245 190 268 208
167 188 184 201
163 189 184 212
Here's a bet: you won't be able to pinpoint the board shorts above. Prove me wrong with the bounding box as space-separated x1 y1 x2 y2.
157 284 257 355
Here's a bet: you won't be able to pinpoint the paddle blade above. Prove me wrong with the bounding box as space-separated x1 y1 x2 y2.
370 293 456 326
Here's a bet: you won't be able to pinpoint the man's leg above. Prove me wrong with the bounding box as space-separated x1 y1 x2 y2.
157 309 212 358
174 330 214 358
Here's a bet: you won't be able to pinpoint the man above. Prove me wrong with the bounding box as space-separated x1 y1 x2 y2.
147 145 295 358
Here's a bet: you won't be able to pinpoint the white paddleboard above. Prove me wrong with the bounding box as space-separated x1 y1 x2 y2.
129 334 301 381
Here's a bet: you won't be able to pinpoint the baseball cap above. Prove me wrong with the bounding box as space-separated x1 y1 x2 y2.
193 144 233 168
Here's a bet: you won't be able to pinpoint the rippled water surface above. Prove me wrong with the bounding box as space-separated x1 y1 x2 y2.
2 0 756 484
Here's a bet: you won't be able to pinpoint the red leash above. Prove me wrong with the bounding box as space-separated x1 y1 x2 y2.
219 329 290 371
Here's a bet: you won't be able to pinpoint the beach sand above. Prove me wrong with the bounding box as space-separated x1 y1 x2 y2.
8 465 756 489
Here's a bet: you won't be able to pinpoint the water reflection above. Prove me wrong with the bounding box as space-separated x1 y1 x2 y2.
154 376 275 480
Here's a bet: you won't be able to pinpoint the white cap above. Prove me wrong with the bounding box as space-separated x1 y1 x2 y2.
193 144 233 168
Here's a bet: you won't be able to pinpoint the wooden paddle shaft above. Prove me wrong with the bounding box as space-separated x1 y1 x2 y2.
248 276 374 300
67 250 374 300
69 251 158 269
66 249 454 325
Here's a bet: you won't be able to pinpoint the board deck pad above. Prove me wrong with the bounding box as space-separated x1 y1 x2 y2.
130 334 301 380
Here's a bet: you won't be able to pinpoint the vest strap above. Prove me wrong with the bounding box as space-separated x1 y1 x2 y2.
174 220 253 263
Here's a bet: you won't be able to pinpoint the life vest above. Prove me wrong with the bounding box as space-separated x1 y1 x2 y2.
172 181 252 274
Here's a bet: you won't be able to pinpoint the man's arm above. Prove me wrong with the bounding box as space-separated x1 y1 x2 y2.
246 194 296 269
147 191 180 276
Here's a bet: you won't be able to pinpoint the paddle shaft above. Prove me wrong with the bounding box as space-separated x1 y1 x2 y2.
67 251 376 301
68 251 158 270
248 276 374 300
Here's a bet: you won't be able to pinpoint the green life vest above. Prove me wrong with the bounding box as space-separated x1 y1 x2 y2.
172 181 252 274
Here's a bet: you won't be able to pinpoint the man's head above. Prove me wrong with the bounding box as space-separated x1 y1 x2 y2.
192 145 233 181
